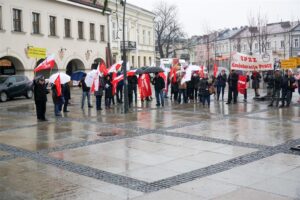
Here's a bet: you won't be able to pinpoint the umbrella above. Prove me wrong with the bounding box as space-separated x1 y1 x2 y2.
85 70 98 87
144 66 164 73
71 71 86 81
49 72 70 84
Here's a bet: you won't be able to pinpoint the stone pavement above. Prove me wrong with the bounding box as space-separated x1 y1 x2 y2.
0 88 300 200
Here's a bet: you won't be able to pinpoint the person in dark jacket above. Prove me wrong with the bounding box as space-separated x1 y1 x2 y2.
192 73 200 101
264 71 275 97
216 70 227 101
79 75 92 109
128 75 138 104
178 73 188 104
152 72 165 107
280 69 296 107
198 73 210 106
95 76 105 110
104 75 113 109
62 82 71 112
170 77 179 101
268 69 282 107
251 70 262 97
226 70 239 104
33 76 49 121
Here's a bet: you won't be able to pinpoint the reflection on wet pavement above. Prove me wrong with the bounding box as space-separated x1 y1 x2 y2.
0 88 299 199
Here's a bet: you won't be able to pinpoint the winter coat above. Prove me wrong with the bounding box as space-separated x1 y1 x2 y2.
178 77 187 89
251 72 261 89
191 75 200 89
51 84 64 104
198 78 210 96
273 74 283 90
282 75 296 92
128 76 138 88
104 79 113 98
227 72 239 89
79 78 90 92
33 81 48 102
63 83 71 100
152 76 165 91
217 73 227 87
95 77 105 96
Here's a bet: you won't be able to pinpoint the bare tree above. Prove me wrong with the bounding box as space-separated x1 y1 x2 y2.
247 12 258 55
154 1 185 59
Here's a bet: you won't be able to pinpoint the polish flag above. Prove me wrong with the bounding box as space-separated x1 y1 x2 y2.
98 62 108 76
112 74 124 95
127 69 136 77
54 75 62 97
199 66 205 78
34 54 56 72
108 61 123 73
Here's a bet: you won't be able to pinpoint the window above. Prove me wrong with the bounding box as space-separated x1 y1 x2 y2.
149 57 152 66
143 56 146 66
255 43 258 50
13 9 22 32
100 25 105 41
0 6 3 30
143 30 145 44
280 40 284 48
90 23 95 40
138 56 140 67
64 19 71 38
15 76 25 82
49 16 56 36
78 21 84 39
32 12 40 34
148 31 151 45
294 39 299 48
266 42 270 49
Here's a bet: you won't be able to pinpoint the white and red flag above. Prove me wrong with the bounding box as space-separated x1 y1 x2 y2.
34 54 56 72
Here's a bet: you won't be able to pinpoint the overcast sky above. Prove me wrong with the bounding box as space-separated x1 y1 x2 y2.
126 0 300 36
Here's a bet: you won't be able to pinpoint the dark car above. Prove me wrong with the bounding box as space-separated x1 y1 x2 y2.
0 75 33 102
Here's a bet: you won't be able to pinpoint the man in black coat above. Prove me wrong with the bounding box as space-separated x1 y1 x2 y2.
226 70 239 104
128 75 138 104
33 76 49 121
152 72 165 107
280 70 296 107
268 70 282 107
62 83 71 112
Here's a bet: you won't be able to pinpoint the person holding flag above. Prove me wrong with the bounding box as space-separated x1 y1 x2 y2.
79 74 93 109
104 75 113 109
33 76 49 121
51 76 63 117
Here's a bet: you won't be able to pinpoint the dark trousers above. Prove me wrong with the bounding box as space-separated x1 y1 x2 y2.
194 88 198 100
155 89 164 106
35 101 46 120
202 94 210 106
96 95 102 110
217 86 225 100
63 98 69 112
187 87 194 100
173 91 179 101
132 86 137 103
228 87 238 103
117 87 123 103
178 89 188 104
282 90 293 106
105 96 111 108
244 89 247 100
270 89 280 106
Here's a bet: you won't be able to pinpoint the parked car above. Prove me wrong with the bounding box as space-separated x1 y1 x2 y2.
0 75 33 102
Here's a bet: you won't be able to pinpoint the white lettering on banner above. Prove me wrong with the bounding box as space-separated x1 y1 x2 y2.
231 52 273 71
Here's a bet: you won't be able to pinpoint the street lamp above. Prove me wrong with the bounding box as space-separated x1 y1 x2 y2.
121 0 129 113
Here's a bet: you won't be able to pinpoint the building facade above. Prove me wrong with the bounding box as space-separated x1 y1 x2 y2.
108 1 155 68
0 0 110 78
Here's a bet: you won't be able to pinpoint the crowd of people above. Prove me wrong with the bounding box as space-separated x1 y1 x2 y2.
32 67 300 121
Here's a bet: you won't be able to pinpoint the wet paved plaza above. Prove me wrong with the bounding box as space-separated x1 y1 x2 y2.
0 88 300 200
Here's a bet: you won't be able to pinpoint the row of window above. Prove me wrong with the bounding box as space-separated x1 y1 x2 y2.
0 6 105 42
112 22 152 45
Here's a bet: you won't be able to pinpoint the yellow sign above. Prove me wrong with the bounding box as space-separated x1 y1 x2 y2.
281 58 297 69
27 47 46 59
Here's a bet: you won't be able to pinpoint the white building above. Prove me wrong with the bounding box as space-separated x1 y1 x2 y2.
108 1 155 68
0 0 110 79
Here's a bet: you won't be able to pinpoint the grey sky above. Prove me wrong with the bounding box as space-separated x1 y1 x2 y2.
126 0 300 36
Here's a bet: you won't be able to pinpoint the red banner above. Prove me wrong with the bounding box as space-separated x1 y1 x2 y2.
238 75 247 94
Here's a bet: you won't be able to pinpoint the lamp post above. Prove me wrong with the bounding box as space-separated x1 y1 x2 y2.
121 0 129 113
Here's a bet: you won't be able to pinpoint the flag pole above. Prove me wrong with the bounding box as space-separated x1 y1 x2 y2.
122 0 129 113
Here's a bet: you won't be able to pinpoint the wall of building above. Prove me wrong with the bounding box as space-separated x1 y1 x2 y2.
0 0 108 79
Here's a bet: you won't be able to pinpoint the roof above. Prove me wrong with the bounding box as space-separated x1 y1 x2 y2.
217 27 245 41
